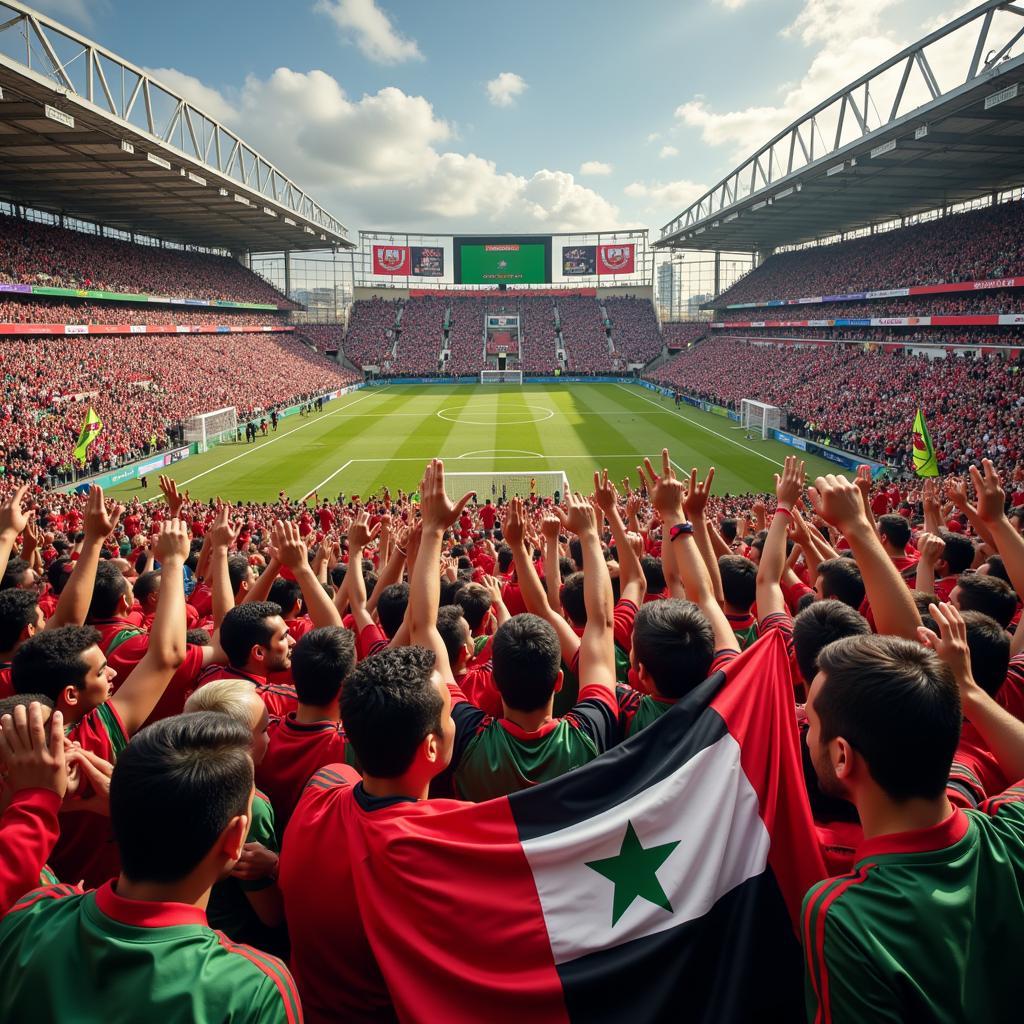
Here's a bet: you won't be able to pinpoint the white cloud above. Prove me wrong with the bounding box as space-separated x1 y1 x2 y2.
29 0 110 28
646 132 661 143
486 72 528 108
659 145 679 158
143 67 239 124
716 0 750 8
314 0 422 64
580 160 613 176
153 66 619 232
625 178 707 218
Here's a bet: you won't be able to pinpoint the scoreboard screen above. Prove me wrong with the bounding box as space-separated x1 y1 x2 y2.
454 236 551 284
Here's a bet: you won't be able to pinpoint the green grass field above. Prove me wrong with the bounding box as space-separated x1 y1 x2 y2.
109 383 848 503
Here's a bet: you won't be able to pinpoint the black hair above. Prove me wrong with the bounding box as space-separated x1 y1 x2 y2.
560 572 586 626
436 606 470 671
227 555 251 596
718 555 756 611
939 531 975 576
720 518 738 543
815 635 961 801
454 583 493 632
0 692 54 718
0 588 41 651
816 558 865 610
219 601 283 669
376 583 409 639
640 556 666 596
12 625 102 701
291 626 356 706
46 557 74 595
792 599 870 685
633 599 714 699
568 538 583 571
134 571 162 609
497 547 514 573
186 628 212 647
340 646 442 777
268 578 303 617
492 614 562 711
878 514 911 550
982 554 1011 587
87 560 130 620
955 573 1017 629
959 611 1011 698
111 712 254 883
0 558 32 591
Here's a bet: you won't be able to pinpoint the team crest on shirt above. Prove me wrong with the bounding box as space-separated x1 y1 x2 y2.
599 246 630 271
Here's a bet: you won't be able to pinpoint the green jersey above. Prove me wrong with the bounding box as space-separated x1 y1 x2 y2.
802 790 1024 1023
0 880 300 1023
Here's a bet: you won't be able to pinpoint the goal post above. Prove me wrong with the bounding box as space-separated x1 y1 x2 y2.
480 369 523 384
182 406 238 453
444 470 569 502
739 399 783 440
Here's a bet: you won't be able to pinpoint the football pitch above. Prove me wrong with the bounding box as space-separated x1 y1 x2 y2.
110 383 849 503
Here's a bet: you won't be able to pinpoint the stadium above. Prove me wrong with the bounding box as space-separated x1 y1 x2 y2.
0 0 1023 1020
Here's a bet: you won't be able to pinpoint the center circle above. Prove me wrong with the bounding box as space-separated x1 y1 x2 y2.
437 403 555 426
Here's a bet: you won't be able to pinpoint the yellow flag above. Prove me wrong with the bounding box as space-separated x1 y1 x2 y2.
912 409 938 478
74 407 103 465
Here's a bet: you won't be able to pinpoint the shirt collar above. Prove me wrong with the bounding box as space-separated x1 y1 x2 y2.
856 807 969 859
94 879 208 929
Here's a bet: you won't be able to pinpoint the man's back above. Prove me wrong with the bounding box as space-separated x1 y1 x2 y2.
802 795 1024 1023
0 881 299 1023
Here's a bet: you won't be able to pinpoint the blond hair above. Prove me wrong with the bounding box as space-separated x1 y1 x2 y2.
184 678 260 730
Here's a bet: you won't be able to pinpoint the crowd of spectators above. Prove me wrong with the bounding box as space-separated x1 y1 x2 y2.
0 332 357 489
604 295 661 363
651 337 1024 475
393 296 445 374
444 297 486 376
0 213 294 306
556 295 609 372
342 298 398 368
715 199 1024 307
293 324 344 353
516 296 557 374
716 325 1024 348
0 298 284 329
661 321 707 348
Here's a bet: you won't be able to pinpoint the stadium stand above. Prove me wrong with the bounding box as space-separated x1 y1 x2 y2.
0 299 284 328
394 295 444 374
294 323 344 352
556 295 609 372
0 213 294 306
445 296 485 376
661 321 707 348
341 298 399 368
715 326 1024 348
516 296 558 374
604 295 662 363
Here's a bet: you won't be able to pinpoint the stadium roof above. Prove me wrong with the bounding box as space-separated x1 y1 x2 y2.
0 1 352 253
655 1 1024 254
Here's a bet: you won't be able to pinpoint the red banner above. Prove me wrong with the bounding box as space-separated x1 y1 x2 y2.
597 243 635 275
372 245 411 276
0 324 292 337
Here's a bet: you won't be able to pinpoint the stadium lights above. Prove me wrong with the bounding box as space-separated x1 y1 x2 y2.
233 194 251 205
284 217 296 226
263 207 277 217
914 125 929 140
186 171 206 186
985 83 1019 109
774 187 795 200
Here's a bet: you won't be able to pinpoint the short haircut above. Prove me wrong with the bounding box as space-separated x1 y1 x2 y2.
878 514 911 549
291 627 356 706
133 571 162 608
815 635 961 801
376 583 409 639
435 606 470 671
939 531 975 575
0 589 40 650
492 614 562 711
640 556 666 595
268 578 302 617
959 611 1011 698
720 519 738 543
12 625 101 700
792 599 870 685
185 678 259 727
46 557 73 595
0 692 54 718
87 561 129 619
817 558 865 610
718 555 756 611
219 602 282 669
454 583 492 631
568 538 583 571
982 554 1011 586
340 646 442 777
186 628 211 647
956 573 1017 628
0 558 31 591
560 572 586 626
111 713 254 883
633 599 714 699
227 555 251 595
497 547 514 573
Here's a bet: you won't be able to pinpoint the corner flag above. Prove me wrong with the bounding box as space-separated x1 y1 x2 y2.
73 407 103 465
912 409 938 477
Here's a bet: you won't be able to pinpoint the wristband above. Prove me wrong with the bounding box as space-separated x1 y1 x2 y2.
669 522 694 542
774 506 793 520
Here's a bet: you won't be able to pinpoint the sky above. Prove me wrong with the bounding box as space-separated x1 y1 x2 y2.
30 0 977 237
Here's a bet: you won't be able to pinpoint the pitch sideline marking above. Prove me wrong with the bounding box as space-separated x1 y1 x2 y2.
302 460 354 501
145 386 391 498
613 383 783 468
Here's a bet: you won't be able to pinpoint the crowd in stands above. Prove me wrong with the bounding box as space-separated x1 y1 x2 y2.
652 337 1024 474
293 324 343 353
661 321 707 348
516 296 558 374
445 297 485 376
341 298 398 368
0 333 357 489
393 296 445 375
605 295 662 363
2 438 1024 1020
556 295 609 372
0 214 294 306
717 325 1024 348
0 299 284 329
715 199 1024 307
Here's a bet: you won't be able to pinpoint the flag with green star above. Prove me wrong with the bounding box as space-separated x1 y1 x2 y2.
337 630 826 1024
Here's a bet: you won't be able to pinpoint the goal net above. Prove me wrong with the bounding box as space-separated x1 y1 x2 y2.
444 470 569 502
183 406 238 453
480 370 523 384
740 399 783 440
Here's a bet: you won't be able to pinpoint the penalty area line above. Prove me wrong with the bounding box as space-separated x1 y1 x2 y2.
302 460 353 502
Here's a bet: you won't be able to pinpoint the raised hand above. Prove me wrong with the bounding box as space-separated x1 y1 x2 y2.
564 491 598 537
348 511 380 551
158 475 185 517
155 517 190 564
638 449 686 518
592 468 618 514
208 503 241 551
684 466 716 519
271 519 309 570
917 602 973 692
540 513 563 542
807 474 869 533
64 746 113 815
854 464 873 498
774 456 805 509
502 498 526 547
419 459 473 532
0 483 33 538
946 477 972 512
83 485 122 542
0 703 66 798
916 532 945 565
970 458 1006 524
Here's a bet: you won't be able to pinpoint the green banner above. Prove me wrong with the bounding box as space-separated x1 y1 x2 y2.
23 284 279 310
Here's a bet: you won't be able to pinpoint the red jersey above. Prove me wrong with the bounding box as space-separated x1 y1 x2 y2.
256 715 351 829
0 664 12 700
194 665 298 720
480 505 497 530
